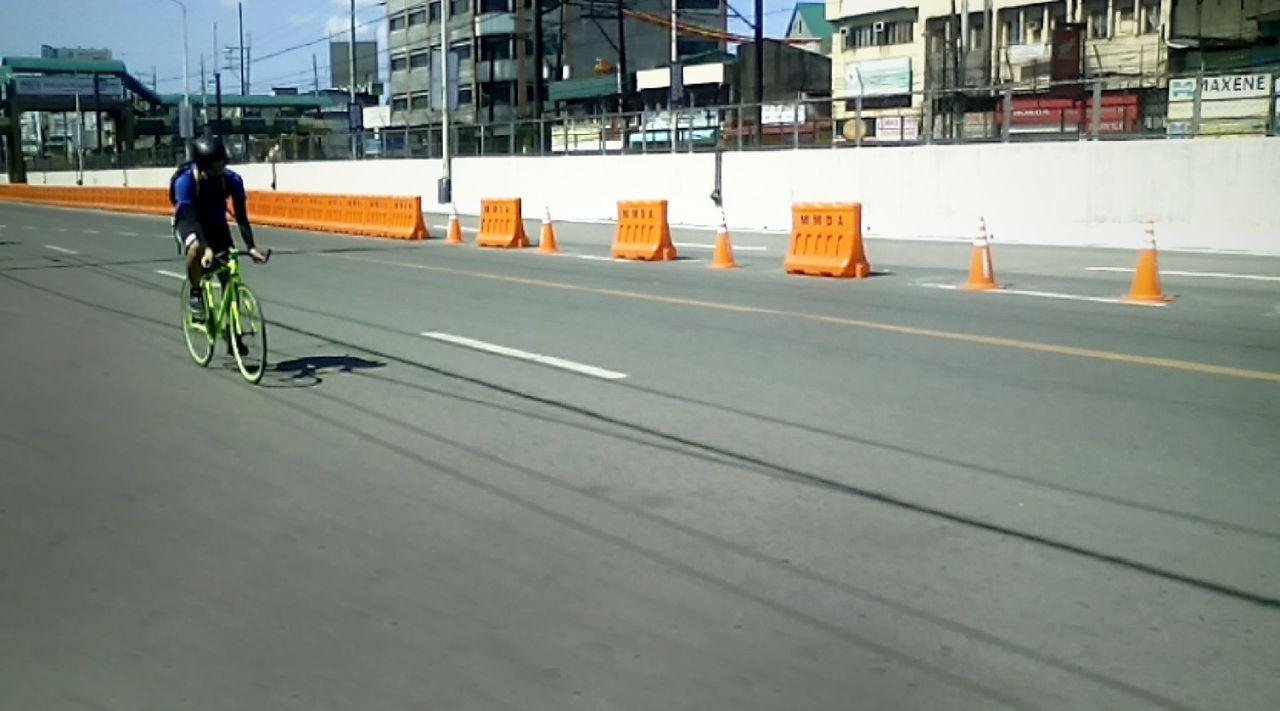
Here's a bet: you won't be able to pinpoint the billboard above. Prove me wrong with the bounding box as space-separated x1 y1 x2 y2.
12 76 126 100
844 57 911 98
330 41 380 92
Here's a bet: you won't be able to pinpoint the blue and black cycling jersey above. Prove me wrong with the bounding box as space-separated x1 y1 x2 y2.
172 166 256 251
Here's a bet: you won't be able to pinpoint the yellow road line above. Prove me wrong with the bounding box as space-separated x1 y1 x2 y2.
329 253 1280 384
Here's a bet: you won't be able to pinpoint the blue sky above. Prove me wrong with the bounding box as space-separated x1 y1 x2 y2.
0 0 800 97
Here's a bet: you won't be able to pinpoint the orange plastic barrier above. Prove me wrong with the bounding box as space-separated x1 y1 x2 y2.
612 200 676 261
0 184 428 240
475 198 530 248
784 202 871 278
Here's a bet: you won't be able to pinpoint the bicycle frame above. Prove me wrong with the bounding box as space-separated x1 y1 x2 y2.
197 251 245 343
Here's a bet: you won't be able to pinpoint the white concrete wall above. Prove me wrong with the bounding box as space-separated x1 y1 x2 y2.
19 137 1280 253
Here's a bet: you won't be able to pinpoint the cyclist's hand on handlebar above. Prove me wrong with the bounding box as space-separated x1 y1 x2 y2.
249 247 268 264
200 246 214 269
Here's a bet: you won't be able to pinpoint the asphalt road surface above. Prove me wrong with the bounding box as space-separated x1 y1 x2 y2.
2 201 1278 711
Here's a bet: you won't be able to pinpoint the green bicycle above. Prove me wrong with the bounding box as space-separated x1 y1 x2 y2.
180 248 272 384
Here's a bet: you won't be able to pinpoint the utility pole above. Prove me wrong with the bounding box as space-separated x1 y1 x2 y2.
754 0 763 145
440 0 452 202
534 0 545 144
350 0 359 159
313 53 320 96
246 35 252 94
616 0 628 111
239 2 248 156
200 54 207 133
238 2 246 95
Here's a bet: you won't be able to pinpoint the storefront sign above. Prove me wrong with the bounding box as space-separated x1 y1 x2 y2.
761 103 807 125
845 57 911 98
995 93 1140 134
876 115 919 141
1169 74 1271 101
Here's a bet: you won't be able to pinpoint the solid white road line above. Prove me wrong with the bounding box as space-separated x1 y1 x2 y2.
43 244 78 255
1086 266 1280 282
155 270 186 280
673 241 768 252
919 283 1165 307
421 332 628 380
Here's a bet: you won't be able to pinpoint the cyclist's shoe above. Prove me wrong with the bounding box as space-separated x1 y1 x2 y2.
226 335 249 357
187 286 206 316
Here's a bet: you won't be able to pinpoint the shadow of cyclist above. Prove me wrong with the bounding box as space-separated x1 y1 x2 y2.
265 354 387 387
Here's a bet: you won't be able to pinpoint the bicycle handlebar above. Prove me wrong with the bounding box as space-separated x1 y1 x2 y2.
211 248 272 267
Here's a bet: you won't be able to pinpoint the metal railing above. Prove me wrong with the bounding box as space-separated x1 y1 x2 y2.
13 71 1278 175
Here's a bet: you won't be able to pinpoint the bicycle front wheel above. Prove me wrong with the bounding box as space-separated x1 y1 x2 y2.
180 279 215 366
230 283 268 384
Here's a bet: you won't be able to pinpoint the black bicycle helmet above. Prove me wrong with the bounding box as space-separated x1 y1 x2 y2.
192 135 228 170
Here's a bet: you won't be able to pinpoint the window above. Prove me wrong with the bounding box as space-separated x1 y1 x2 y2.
1142 1 1161 34
410 91 431 109
1118 5 1134 33
844 20 912 48
451 0 469 14
480 37 511 61
887 21 913 44
390 15 406 31
968 16 985 50
409 9 427 25
410 51 430 69
483 82 513 106
678 38 717 57
391 54 408 71
1089 3 1110 38
458 87 473 105
1004 13 1023 44
429 2 441 22
451 42 471 61
392 94 409 112
479 0 509 13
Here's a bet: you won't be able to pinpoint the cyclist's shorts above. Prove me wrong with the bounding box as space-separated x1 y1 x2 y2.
175 221 234 253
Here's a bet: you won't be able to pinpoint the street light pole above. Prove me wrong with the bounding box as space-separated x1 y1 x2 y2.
167 0 192 160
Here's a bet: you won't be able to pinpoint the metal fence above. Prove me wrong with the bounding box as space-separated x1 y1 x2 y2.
13 72 1279 174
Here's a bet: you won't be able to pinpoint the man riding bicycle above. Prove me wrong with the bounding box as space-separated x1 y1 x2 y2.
173 135 267 316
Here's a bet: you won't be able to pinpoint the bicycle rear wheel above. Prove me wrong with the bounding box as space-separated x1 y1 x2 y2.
230 283 268 384
180 279 215 366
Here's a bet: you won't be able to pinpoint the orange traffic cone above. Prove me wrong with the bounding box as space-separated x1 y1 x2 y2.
708 210 739 270
445 203 463 244
1121 221 1171 303
960 216 1002 290
538 206 559 254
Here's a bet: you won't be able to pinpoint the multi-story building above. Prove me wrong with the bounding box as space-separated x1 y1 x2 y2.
826 0 1175 142
786 3 836 55
385 0 725 130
